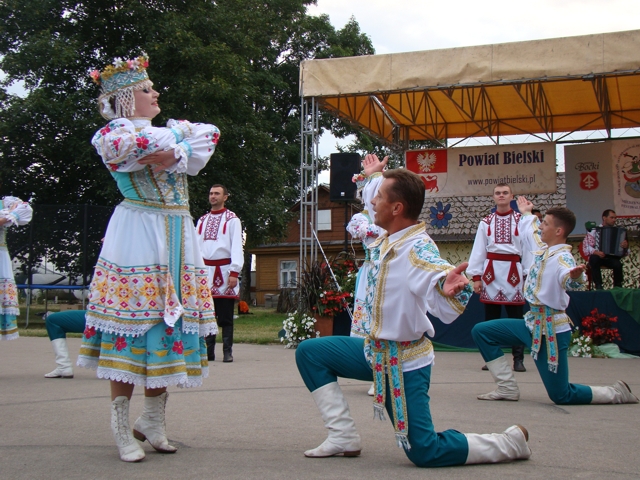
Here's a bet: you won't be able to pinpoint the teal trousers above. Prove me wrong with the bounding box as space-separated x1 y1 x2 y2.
45 310 86 340
296 336 469 468
472 318 592 404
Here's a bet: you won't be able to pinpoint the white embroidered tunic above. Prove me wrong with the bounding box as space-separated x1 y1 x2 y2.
195 208 244 298
85 117 220 338
519 214 586 335
468 209 531 305
1 197 33 319
363 222 472 372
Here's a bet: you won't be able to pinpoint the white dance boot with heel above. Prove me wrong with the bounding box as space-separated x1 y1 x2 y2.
133 391 177 453
111 396 145 462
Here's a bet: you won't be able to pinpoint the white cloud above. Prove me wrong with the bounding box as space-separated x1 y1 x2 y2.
309 0 640 54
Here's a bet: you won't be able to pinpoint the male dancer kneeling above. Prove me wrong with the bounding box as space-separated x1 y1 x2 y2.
296 158 531 467
473 198 638 405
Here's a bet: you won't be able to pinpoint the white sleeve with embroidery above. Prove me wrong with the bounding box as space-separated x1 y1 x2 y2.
0 197 33 226
91 118 148 172
407 240 470 324
519 214 544 260
228 217 245 274
467 220 487 279
360 174 383 215
559 252 587 291
92 118 220 175
346 213 381 242
166 120 220 176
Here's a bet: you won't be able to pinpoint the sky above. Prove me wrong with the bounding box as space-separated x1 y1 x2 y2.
308 0 640 167
308 0 640 54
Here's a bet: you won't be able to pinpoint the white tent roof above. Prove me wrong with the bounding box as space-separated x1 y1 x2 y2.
300 30 640 143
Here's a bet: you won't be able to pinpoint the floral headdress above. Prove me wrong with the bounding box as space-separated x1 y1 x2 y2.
90 53 152 120
352 170 368 199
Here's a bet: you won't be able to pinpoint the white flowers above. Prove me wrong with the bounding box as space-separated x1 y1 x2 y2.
569 333 605 358
281 311 317 349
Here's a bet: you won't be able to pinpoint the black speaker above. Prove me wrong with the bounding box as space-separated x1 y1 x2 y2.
329 153 361 202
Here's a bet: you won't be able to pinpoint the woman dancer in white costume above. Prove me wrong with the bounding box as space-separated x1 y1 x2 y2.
77 54 220 462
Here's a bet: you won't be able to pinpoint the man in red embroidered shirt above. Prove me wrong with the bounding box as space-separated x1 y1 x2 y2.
196 184 244 362
468 184 529 372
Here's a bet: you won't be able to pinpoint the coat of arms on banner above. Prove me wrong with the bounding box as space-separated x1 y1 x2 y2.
611 141 640 216
579 171 599 191
620 147 640 199
405 149 448 193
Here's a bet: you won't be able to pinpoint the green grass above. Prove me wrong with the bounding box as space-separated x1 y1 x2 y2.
232 308 286 344
16 305 288 344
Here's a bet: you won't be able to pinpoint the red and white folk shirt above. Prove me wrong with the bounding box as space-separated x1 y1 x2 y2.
195 208 244 299
468 209 531 305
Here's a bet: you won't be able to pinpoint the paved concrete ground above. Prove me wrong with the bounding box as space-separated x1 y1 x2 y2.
1 337 639 479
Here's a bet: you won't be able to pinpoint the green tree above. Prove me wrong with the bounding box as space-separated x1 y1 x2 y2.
0 1 374 297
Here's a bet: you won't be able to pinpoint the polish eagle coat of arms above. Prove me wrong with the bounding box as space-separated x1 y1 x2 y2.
416 151 437 172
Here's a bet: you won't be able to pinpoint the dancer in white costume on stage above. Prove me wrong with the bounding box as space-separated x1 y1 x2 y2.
473 199 638 406
468 184 529 372
77 54 220 462
0 196 32 340
346 154 385 396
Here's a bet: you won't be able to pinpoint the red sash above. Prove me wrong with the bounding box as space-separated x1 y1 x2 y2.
483 253 521 287
204 258 231 292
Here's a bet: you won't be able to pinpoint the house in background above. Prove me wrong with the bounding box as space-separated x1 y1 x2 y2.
251 185 364 306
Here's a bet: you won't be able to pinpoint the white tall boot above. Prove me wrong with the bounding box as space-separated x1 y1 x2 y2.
133 392 177 453
111 396 146 462
590 380 639 404
465 425 532 464
44 338 74 378
304 382 362 458
477 356 520 401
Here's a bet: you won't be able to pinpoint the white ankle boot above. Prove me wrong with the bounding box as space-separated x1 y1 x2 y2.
44 338 74 378
133 392 177 453
465 425 532 464
304 382 362 458
590 380 639 404
477 356 520 401
111 396 145 462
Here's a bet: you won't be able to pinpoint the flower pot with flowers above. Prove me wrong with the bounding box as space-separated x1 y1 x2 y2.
569 308 621 358
297 256 357 337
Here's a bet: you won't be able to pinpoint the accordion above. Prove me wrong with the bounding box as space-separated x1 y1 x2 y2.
595 226 627 257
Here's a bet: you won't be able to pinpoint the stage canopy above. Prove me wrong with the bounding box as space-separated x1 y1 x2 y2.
299 30 640 146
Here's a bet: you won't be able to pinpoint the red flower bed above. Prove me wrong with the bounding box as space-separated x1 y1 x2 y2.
580 308 621 345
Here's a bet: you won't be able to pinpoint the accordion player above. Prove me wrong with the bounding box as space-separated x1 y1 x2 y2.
583 221 629 289
594 226 627 257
